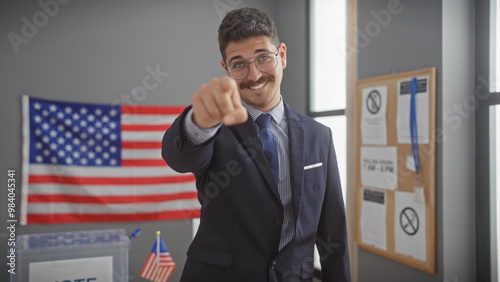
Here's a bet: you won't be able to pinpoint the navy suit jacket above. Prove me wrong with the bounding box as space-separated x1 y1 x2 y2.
162 103 351 282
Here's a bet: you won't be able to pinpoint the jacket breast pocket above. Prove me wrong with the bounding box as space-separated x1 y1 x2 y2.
187 242 234 268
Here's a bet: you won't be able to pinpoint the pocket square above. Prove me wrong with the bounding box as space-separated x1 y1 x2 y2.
304 162 323 170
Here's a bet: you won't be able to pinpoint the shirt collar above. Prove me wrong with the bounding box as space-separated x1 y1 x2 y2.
242 96 284 125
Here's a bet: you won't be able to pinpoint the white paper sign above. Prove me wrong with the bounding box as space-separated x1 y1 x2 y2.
361 188 387 250
394 191 426 261
361 86 388 145
361 146 398 190
396 77 430 144
29 256 113 282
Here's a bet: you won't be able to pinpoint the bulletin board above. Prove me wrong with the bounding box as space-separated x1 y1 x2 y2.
354 67 436 274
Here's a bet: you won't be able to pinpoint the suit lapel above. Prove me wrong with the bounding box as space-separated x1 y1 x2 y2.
229 117 281 201
284 104 305 224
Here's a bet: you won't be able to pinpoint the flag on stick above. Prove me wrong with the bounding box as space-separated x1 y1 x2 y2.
140 231 176 282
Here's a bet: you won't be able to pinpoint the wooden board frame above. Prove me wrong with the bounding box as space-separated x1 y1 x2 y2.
354 67 436 274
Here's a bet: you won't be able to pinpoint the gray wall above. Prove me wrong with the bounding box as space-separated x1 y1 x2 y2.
357 0 475 281
0 1 308 281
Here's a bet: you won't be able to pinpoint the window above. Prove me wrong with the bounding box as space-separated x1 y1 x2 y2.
309 0 348 198
309 0 349 272
310 0 347 112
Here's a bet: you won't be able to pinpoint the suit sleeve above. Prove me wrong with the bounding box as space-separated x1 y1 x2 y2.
161 106 219 177
316 128 351 282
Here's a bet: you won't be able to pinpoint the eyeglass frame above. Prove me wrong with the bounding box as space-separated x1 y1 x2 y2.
224 48 281 79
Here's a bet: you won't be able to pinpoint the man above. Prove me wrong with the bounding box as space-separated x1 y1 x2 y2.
162 7 351 282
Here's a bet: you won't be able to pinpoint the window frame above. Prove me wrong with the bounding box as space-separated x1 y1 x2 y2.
476 0 500 281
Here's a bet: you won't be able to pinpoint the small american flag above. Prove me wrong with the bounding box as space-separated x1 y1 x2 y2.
21 96 200 225
140 232 176 282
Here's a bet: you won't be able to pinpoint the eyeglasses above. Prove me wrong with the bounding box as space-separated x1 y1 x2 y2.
225 50 280 79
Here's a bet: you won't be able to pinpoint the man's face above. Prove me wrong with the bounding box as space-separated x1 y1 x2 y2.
221 36 287 112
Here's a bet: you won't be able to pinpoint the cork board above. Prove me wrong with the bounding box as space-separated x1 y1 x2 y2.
354 67 436 274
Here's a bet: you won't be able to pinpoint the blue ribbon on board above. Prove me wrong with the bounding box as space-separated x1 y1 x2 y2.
410 77 419 177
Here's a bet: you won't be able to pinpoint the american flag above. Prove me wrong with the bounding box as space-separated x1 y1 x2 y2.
21 96 200 225
140 233 176 282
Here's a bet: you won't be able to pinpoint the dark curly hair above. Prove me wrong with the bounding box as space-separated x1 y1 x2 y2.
218 7 280 61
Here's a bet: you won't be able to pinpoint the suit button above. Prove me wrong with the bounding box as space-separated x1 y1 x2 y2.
274 218 283 226
270 260 277 269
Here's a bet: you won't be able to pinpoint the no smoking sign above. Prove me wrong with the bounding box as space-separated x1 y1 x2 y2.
366 90 382 114
400 207 419 236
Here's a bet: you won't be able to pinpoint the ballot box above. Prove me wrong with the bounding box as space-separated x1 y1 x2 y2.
10 229 131 282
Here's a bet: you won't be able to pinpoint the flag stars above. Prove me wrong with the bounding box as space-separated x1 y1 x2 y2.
30 100 122 167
